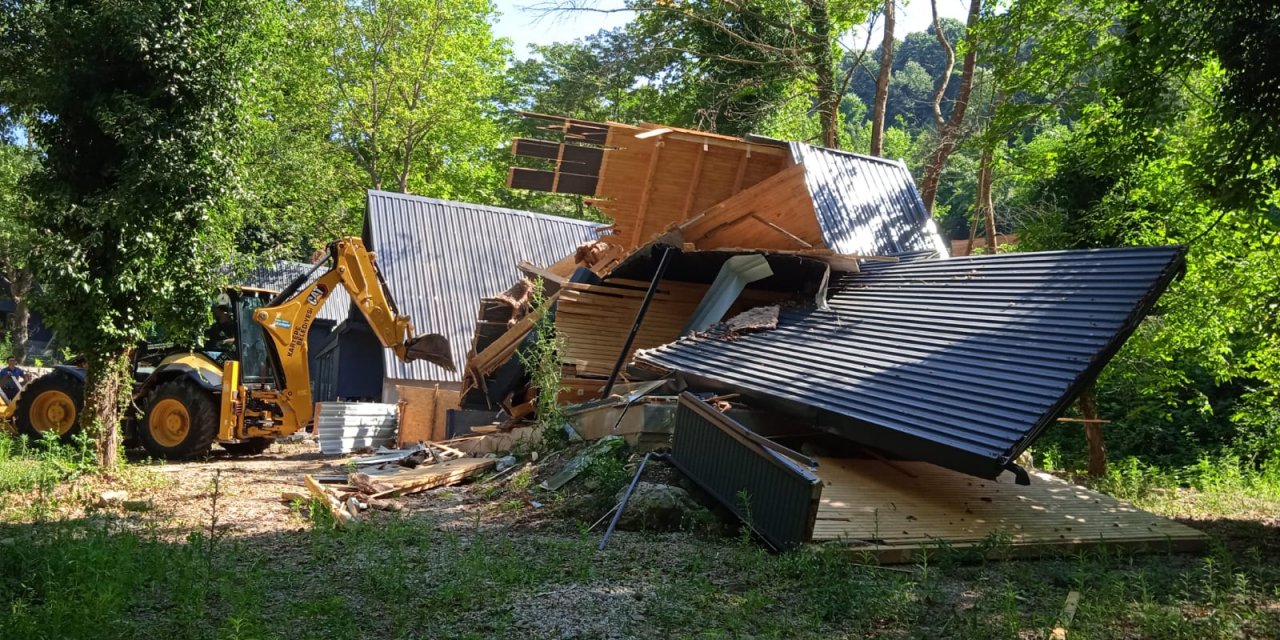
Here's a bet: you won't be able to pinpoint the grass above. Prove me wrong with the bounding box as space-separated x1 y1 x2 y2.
0 439 1277 638
1089 455 1280 520
1 515 1277 639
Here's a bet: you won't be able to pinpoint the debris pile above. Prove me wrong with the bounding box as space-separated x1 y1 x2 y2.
298 441 494 525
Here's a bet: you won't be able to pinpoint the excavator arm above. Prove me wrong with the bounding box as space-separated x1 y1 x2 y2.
246 238 453 435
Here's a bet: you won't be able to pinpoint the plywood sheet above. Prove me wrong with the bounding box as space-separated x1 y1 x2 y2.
397 385 460 445
812 458 1206 563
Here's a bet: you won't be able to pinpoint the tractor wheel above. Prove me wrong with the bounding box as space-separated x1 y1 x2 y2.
220 438 274 456
137 379 218 460
16 371 86 442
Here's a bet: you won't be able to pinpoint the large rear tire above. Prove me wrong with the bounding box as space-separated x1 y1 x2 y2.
16 372 85 442
137 379 218 460
220 438 274 456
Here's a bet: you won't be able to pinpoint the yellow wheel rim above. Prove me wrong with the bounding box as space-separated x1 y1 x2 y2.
149 398 191 448
30 390 77 435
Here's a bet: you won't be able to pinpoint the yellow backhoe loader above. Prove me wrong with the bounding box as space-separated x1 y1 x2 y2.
4 238 452 459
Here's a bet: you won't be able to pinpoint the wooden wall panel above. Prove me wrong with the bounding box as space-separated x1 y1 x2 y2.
592 123 789 250
555 280 708 377
679 164 824 251
397 385 461 445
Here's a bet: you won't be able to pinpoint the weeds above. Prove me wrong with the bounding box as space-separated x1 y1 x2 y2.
1098 454 1280 519
518 278 567 449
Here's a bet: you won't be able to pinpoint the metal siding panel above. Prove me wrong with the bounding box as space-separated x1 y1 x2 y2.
670 395 821 549
639 246 1187 478
366 190 603 383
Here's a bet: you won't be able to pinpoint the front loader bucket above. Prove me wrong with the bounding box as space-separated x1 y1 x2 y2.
404 333 455 372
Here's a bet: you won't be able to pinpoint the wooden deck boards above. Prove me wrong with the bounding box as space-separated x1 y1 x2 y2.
811 457 1206 563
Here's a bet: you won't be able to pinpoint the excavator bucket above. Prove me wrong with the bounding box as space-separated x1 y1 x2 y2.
404 333 455 372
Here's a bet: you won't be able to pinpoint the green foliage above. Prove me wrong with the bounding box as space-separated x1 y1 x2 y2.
581 453 628 496
0 0 254 359
0 432 97 499
518 279 567 448
328 0 510 196
1018 64 1280 472
1108 0 1280 215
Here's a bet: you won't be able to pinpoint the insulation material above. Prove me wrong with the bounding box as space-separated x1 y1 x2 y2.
316 402 399 455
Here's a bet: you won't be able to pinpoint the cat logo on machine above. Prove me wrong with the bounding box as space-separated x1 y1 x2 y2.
306 283 328 307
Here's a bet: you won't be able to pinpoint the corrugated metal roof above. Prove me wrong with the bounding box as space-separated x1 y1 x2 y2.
239 260 350 323
365 190 604 382
791 143 949 257
638 247 1187 479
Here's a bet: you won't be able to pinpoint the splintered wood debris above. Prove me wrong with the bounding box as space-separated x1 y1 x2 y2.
296 441 494 523
698 305 779 340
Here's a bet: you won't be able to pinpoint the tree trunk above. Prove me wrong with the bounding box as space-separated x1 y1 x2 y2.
8 268 32 363
963 160 986 256
1078 383 1106 479
83 350 129 469
980 147 998 253
869 0 895 156
806 0 839 148
919 0 982 213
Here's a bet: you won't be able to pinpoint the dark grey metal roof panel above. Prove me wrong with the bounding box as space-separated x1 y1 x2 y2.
638 246 1187 479
240 260 349 323
791 143 948 258
365 190 604 382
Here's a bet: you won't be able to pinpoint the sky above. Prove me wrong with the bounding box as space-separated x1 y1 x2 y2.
491 0 974 59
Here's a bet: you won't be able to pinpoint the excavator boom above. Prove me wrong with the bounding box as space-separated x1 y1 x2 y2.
249 237 452 434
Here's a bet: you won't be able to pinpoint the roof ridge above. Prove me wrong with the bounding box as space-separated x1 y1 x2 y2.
366 190 604 228
790 142 906 166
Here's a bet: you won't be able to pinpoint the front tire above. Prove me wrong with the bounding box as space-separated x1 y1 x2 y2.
16 372 85 442
138 379 218 460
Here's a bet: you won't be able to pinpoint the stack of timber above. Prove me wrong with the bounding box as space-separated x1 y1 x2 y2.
556 279 708 377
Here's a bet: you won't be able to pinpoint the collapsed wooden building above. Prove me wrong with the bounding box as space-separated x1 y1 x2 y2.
387 113 1206 560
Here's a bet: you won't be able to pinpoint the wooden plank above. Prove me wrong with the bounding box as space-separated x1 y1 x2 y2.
750 214 814 248
679 164 824 251
812 458 1207 564
366 458 497 498
305 474 354 527
1048 591 1081 640
681 144 708 216
732 149 750 194
468 292 560 375
631 140 665 247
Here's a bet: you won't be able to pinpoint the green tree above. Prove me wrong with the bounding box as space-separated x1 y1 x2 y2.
236 0 362 261
0 136 37 363
329 0 511 195
0 0 252 467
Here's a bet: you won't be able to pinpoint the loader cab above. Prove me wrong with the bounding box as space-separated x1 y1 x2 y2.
214 287 277 386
